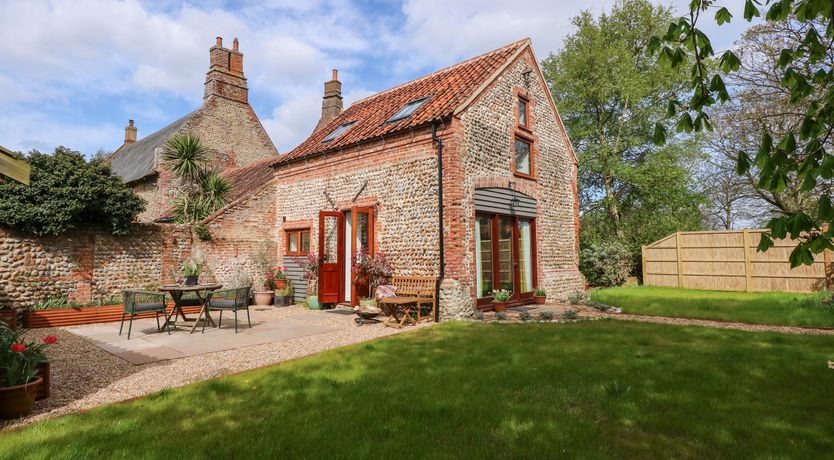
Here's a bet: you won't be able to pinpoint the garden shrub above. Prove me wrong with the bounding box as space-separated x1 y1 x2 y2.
519 311 531 321
495 311 508 321
567 291 584 305
539 311 554 321
474 310 484 320
562 309 578 320
0 147 144 236
579 241 634 287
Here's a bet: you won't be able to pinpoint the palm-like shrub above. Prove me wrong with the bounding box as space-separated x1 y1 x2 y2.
163 133 231 223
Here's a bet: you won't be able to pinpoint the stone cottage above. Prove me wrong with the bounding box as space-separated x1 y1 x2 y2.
108 37 278 222
198 38 584 318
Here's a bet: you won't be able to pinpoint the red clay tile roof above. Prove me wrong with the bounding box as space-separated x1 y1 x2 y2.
277 38 529 164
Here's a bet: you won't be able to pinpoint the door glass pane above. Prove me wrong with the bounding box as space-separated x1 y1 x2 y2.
476 216 493 298
300 231 310 254
515 139 531 175
518 220 533 293
288 232 298 253
355 211 370 254
498 216 514 292
322 216 339 263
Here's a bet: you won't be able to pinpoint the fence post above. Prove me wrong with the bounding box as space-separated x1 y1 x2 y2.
742 229 752 292
675 231 684 288
641 245 647 285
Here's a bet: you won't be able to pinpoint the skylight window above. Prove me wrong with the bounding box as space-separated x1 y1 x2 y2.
386 97 429 123
322 120 357 143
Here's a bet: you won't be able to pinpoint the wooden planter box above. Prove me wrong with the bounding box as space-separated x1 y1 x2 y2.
25 304 203 328
0 309 16 331
35 362 50 400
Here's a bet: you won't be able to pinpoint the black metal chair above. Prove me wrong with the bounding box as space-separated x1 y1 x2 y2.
120 290 167 340
205 287 252 333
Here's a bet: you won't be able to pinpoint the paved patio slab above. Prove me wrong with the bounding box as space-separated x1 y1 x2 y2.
70 310 339 364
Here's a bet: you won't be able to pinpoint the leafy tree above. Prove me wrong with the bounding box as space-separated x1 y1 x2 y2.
652 0 834 267
163 133 231 223
0 147 144 236
542 0 706 267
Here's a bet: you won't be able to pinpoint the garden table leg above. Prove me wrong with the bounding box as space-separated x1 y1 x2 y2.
190 290 217 334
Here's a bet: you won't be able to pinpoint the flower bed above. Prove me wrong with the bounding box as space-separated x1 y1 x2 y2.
25 304 203 328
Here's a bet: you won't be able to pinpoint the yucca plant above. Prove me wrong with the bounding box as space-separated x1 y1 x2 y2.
198 170 231 211
163 133 209 183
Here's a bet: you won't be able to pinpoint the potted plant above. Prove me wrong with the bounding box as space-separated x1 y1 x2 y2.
492 289 511 312
533 287 547 305
351 248 393 307
0 324 57 419
274 280 294 307
182 258 202 286
274 266 287 290
295 253 325 310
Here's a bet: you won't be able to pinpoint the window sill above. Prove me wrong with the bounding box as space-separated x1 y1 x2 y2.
513 171 536 181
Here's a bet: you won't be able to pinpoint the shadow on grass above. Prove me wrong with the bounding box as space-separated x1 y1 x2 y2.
2 321 834 459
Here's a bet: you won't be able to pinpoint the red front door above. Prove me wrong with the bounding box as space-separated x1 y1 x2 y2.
318 211 344 304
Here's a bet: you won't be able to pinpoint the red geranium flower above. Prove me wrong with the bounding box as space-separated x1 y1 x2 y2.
43 335 58 345
11 343 26 353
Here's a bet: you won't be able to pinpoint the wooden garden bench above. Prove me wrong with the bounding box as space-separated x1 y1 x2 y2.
379 276 436 327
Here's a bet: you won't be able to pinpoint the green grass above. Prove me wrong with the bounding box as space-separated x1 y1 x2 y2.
591 285 834 327
3 321 834 459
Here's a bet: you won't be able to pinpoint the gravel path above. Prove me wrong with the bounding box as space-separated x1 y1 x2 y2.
1 306 432 431
577 306 834 336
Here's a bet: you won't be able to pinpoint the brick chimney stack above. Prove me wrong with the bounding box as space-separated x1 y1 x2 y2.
204 36 248 104
124 119 137 145
314 69 343 132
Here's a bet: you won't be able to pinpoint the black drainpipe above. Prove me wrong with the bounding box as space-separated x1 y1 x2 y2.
432 121 445 323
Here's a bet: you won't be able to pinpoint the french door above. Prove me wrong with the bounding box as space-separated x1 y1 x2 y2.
319 207 374 306
475 213 536 308
318 211 344 304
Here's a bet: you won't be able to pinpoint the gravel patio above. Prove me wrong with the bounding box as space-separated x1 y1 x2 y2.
1 305 432 431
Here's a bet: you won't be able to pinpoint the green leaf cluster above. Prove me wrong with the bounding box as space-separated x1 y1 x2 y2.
163 134 232 223
0 147 144 236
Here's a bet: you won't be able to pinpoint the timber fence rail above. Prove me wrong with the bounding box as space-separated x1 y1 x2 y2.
641 229 832 292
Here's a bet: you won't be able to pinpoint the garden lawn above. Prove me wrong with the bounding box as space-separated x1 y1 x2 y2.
591 285 834 327
2 320 834 459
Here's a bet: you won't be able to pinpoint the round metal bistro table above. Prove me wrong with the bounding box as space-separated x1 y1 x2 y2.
159 283 223 334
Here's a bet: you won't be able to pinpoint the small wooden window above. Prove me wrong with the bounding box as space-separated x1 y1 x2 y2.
514 136 533 177
286 229 310 256
518 97 528 128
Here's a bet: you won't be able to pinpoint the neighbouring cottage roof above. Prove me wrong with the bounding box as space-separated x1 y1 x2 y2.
277 38 530 164
109 112 196 183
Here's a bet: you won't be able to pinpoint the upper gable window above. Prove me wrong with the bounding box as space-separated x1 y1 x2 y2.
518 97 528 128
387 97 429 123
322 120 357 143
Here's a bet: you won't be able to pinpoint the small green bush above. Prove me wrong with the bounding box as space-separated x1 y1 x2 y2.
534 287 546 297
519 311 531 321
586 300 611 312
474 310 484 320
579 241 634 287
495 311 508 321
195 223 213 241
539 311 554 321
562 309 578 320
567 291 584 304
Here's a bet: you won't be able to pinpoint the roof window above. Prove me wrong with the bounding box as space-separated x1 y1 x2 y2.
386 97 429 123
322 120 357 142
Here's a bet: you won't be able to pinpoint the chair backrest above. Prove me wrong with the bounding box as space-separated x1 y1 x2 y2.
391 276 436 298
235 286 252 307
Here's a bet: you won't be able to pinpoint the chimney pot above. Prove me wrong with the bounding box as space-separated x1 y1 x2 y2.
216 36 222 47
233 37 239 51
332 69 338 81
128 119 134 127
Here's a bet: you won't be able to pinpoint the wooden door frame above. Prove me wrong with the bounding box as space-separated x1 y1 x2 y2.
318 211 345 304
475 213 538 309
349 206 375 305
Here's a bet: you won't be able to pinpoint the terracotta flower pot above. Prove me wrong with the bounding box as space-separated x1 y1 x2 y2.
493 301 508 312
534 295 546 305
35 362 50 400
0 377 43 419
275 279 286 290
253 290 274 306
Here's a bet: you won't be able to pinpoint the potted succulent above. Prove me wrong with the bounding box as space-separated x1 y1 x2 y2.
533 287 547 305
492 289 511 312
274 267 287 290
351 248 393 307
0 324 57 419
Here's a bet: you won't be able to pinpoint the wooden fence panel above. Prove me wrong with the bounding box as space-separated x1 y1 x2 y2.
642 229 830 292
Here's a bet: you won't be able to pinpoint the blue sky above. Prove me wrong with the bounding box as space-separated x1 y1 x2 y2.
0 0 755 157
